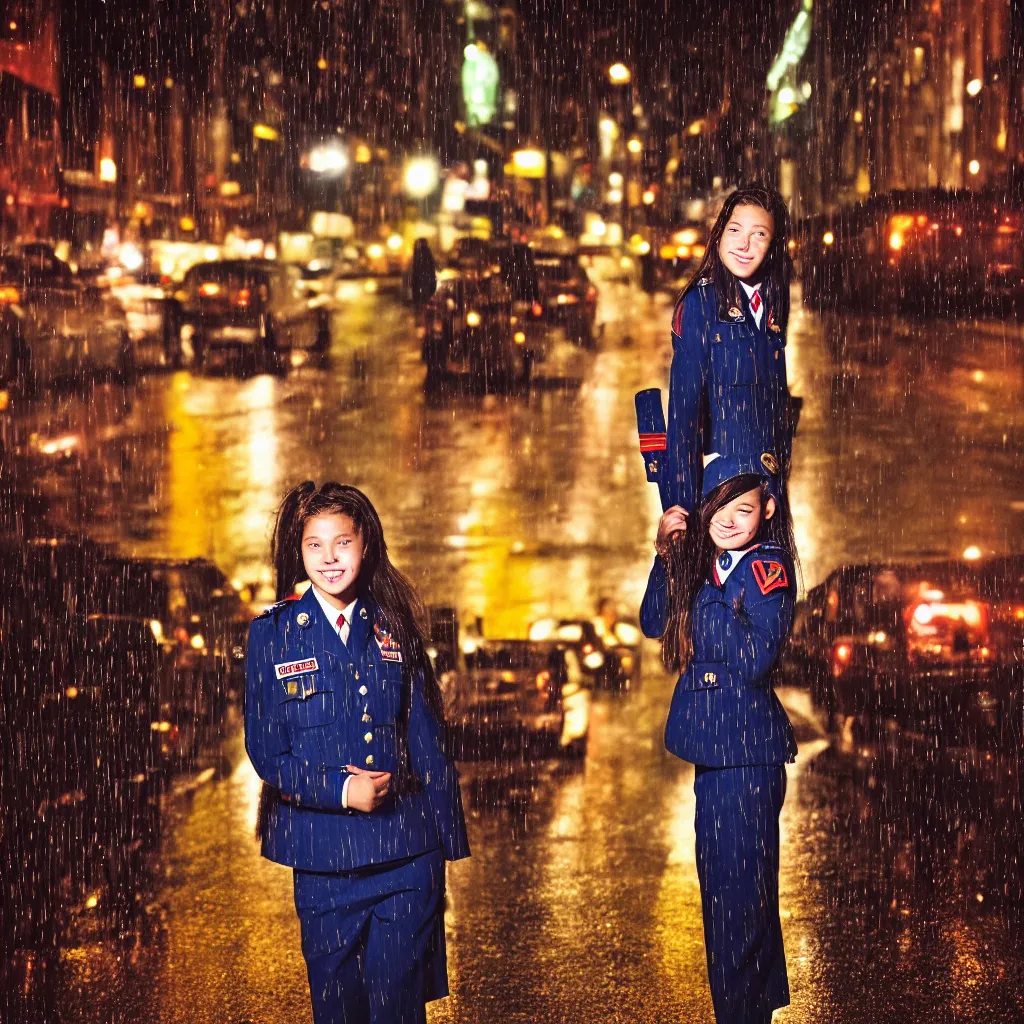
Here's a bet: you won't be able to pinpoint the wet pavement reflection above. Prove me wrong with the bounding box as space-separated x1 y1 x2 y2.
4 283 1024 1022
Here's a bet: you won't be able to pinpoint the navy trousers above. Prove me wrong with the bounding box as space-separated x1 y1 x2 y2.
694 765 789 1024
293 848 446 1024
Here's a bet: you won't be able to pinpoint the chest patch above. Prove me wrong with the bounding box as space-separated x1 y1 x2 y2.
274 656 320 680
751 559 789 596
373 623 403 662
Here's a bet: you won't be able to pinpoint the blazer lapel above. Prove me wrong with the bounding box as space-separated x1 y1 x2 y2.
301 586 351 662
346 596 372 663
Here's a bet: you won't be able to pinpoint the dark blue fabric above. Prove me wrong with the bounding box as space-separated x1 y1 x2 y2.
294 849 447 1024
245 587 470 872
647 546 797 768
663 280 791 516
694 764 789 1024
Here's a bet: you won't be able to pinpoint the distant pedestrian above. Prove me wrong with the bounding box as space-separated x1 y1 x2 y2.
641 453 797 1024
409 239 437 307
245 481 469 1024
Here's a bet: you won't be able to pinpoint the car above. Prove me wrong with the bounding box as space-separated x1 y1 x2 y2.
108 271 178 368
528 616 642 692
177 259 331 371
420 271 531 390
440 638 591 761
0 253 136 389
533 252 598 346
786 557 1024 751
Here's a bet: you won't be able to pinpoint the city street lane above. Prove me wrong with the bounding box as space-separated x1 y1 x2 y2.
4 283 1024 1022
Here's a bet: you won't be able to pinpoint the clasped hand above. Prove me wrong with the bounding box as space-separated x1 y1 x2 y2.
345 765 392 812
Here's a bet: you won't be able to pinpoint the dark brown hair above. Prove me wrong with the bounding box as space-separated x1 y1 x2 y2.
272 481 445 721
680 183 793 334
661 473 797 673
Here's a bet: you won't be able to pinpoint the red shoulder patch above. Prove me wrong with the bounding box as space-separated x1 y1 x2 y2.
751 559 789 596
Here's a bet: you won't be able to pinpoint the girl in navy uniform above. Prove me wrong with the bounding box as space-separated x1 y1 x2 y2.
651 184 796 561
642 453 798 1024
245 482 469 1024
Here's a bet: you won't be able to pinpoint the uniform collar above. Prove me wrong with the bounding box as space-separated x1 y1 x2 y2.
309 585 358 632
712 544 758 587
299 585 371 661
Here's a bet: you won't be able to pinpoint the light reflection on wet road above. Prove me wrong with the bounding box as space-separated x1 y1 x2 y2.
6 284 1024 1022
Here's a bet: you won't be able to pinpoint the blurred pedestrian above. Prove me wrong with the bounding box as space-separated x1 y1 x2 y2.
409 239 436 308
245 482 469 1024
641 453 797 1024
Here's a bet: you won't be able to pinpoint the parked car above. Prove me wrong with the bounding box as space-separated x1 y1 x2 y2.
177 259 331 371
786 557 1024 751
533 252 598 346
420 271 530 390
440 638 591 761
0 254 135 388
528 616 642 691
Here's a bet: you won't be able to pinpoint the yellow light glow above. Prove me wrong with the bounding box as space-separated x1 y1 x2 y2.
642 190 655 205
512 148 546 177
889 231 903 251
966 78 983 97
190 633 205 650
66 686 79 699
367 243 384 260
466 311 482 327
823 231 834 245
179 215 195 232
133 74 147 89
968 159 980 175
99 157 117 183
219 180 241 197
253 123 279 142
853 110 864 124
607 188 622 203
673 229 698 246
317 56 328 70
687 120 703 135
627 138 643 154
354 143 372 164
963 545 982 560
514 331 526 344
608 172 623 188
386 234 403 251
608 62 631 84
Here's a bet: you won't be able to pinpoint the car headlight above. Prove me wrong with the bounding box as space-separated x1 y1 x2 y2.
583 651 604 670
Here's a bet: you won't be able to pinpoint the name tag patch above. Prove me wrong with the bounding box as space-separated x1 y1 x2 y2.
373 623 403 662
275 657 320 680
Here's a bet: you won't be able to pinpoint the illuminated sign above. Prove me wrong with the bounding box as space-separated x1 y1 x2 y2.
462 42 499 127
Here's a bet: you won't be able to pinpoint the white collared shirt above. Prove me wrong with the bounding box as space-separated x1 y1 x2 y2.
308 587 359 810
310 587 358 646
714 545 756 586
739 280 764 329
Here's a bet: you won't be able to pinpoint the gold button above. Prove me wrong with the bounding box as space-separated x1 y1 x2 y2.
362 714 372 723
364 731 373 743
354 670 360 680
365 755 375 766
359 685 368 695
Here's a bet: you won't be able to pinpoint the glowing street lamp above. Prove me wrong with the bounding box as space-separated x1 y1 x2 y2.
403 156 440 198
308 142 349 176
608 63 631 85
511 148 546 178
627 137 643 155
965 78 983 97
99 158 117 183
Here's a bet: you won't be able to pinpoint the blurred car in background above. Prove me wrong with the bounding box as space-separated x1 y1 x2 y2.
528 616 642 692
786 557 1024 752
0 253 136 389
420 270 530 390
655 223 708 289
533 251 597 346
177 259 331 371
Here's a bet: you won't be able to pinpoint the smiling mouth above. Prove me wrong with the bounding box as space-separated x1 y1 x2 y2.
320 570 346 583
730 254 754 263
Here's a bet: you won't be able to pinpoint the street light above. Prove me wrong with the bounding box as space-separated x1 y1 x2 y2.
308 142 349 176
627 138 643 155
511 148 546 177
99 158 117 183
966 78 983 97
403 156 440 198
608 63 631 85
608 171 623 188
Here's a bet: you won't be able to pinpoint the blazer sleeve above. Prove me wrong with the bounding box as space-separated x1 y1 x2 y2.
640 556 669 638
408 671 471 862
664 289 709 513
698 555 796 685
243 619 351 810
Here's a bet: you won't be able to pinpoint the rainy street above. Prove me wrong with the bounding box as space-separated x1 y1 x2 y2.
4 283 1024 1023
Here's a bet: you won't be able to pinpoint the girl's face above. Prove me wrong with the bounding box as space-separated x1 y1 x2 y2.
709 486 775 551
301 513 365 608
718 204 774 280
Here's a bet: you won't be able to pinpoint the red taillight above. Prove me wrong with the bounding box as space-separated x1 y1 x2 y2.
586 286 597 301
831 642 852 677
235 287 250 308
175 626 189 644
531 302 543 317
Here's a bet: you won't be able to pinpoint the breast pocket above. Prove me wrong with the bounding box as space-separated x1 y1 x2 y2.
279 675 337 729
711 329 757 386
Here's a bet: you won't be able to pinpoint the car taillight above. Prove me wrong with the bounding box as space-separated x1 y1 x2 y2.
531 302 543 317
904 599 990 662
235 287 250 308
831 641 853 677
199 282 220 297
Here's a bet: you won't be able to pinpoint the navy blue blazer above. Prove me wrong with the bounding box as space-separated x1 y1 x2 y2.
664 279 792 514
642 545 797 769
244 586 470 872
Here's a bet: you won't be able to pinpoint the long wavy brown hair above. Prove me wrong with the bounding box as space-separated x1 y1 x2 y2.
661 474 797 673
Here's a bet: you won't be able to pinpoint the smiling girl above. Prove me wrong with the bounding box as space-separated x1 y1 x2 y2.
245 481 469 1024
642 453 798 1024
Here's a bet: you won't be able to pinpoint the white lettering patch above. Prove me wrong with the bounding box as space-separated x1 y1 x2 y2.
275 657 320 680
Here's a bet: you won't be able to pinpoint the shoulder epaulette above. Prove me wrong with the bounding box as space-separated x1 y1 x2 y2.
256 599 291 620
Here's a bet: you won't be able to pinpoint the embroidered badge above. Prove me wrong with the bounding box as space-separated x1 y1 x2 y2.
373 622 403 662
751 560 789 596
296 612 310 627
760 452 779 475
274 657 320 680
728 306 744 320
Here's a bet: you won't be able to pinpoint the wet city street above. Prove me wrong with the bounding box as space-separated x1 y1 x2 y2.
5 281 1024 1023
